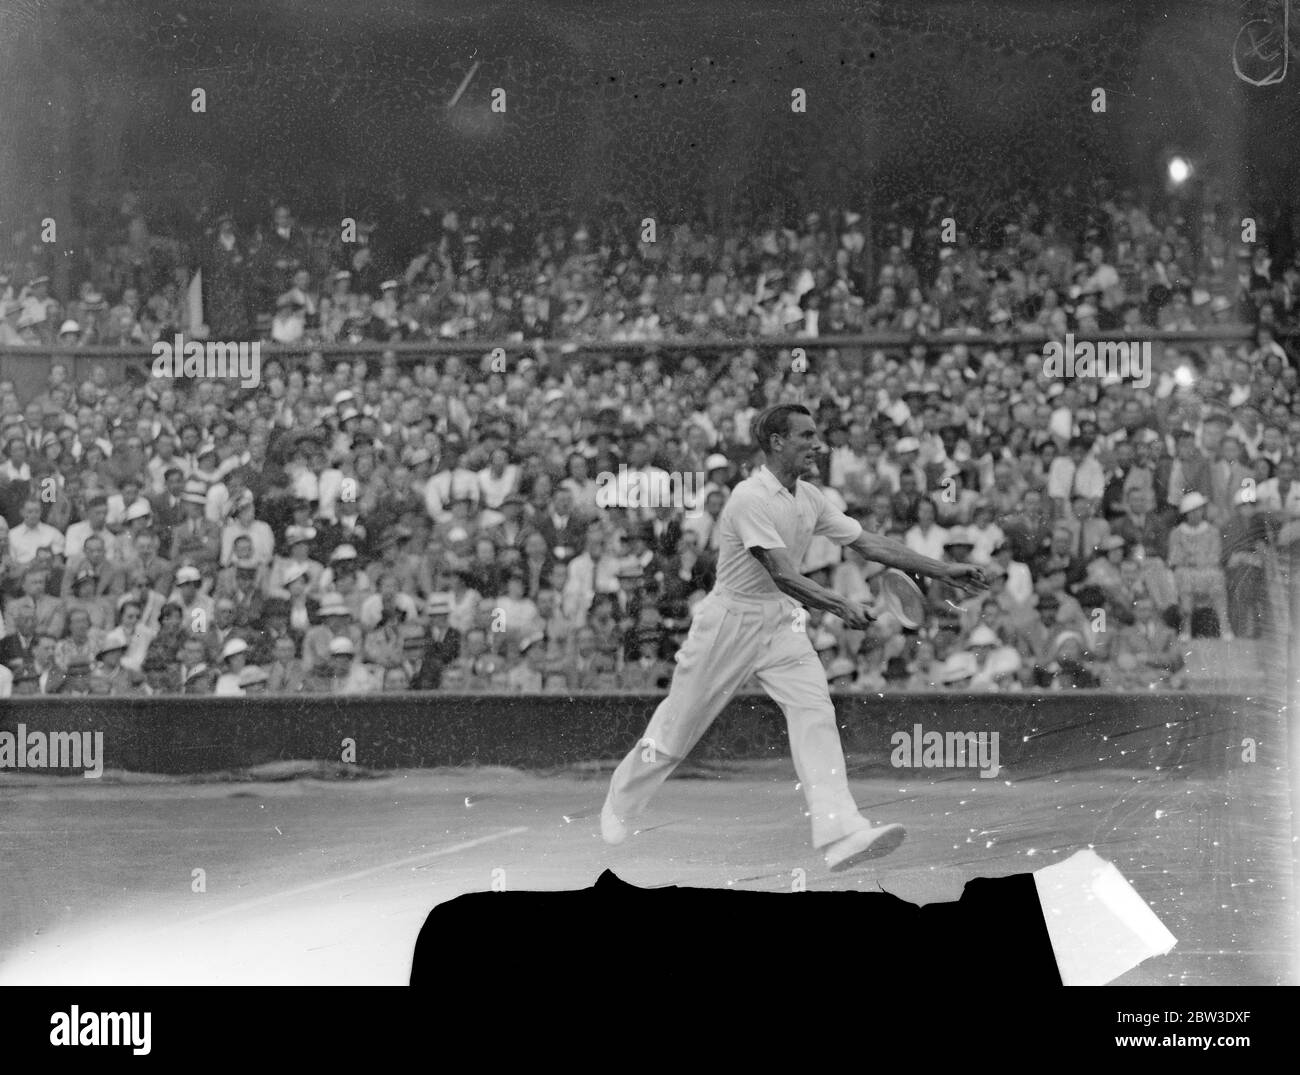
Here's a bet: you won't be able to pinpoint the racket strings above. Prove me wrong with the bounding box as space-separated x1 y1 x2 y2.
880 570 926 627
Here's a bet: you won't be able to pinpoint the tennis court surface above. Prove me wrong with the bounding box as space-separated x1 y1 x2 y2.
0 750 1292 985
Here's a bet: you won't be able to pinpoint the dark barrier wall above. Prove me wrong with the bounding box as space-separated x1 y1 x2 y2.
0 692 1274 778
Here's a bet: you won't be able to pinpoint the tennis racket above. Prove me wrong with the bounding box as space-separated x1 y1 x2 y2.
877 569 927 629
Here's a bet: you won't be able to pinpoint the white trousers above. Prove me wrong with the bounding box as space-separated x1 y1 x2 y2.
606 588 865 848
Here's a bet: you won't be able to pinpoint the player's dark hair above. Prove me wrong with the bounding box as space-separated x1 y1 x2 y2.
751 404 812 454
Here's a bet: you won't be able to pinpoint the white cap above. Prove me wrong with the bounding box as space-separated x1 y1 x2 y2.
98 628 129 656
938 652 979 683
328 636 355 656
220 638 249 662
944 527 974 548
238 665 269 686
318 593 352 618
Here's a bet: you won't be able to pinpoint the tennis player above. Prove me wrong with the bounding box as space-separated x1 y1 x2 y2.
602 404 988 870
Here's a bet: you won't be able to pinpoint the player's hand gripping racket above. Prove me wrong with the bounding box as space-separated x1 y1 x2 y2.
876 569 927 629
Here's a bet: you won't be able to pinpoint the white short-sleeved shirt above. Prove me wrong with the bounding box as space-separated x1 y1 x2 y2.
477 465 519 510
714 466 863 597
904 523 949 562
1255 479 1300 516
9 522 65 565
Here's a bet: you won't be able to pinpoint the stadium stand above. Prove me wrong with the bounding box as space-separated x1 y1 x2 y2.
1 186 1296 696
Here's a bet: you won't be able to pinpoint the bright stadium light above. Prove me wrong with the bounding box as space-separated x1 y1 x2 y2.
1167 156 1192 186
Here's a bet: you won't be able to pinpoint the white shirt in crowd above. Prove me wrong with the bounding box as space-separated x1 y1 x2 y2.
63 521 121 562
9 520 65 565
904 523 949 562
214 672 243 696
967 522 1005 565
477 465 519 509
1255 478 1300 515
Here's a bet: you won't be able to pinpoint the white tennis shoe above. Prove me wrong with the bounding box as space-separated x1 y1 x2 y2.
823 822 907 871
600 796 630 845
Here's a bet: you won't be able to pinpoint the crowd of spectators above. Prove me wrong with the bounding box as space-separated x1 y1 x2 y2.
0 186 1297 696
3 180 1299 349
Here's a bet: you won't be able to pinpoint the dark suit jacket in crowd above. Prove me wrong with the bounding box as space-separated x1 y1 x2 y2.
149 492 188 553
0 632 36 667
535 514 588 563
411 626 463 690
644 518 684 559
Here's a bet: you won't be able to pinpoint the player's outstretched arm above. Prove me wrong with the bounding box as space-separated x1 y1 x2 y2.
846 530 987 594
749 546 874 630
